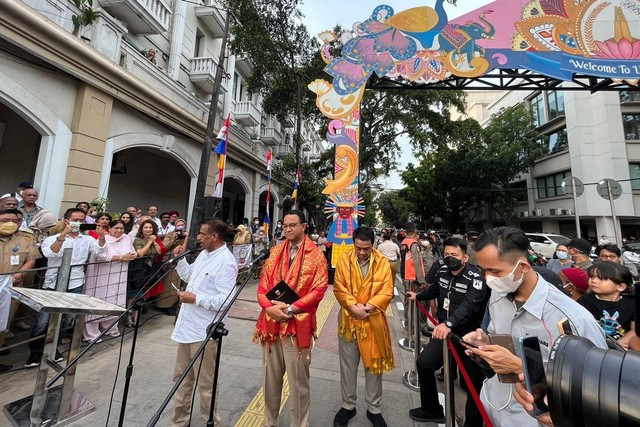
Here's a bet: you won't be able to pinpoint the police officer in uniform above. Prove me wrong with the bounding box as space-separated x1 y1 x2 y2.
406 237 488 426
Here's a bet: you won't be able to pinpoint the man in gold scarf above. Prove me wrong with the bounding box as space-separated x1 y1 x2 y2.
333 226 394 427
253 210 328 427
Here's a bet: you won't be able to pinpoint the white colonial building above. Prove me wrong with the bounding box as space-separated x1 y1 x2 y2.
0 0 324 225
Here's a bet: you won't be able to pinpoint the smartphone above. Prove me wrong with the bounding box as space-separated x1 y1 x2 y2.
449 333 479 349
171 282 180 292
79 223 97 231
557 318 575 336
518 336 549 416
489 334 519 383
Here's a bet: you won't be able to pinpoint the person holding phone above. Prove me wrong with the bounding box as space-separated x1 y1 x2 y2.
406 237 488 426
25 208 107 367
463 227 607 426
170 218 237 426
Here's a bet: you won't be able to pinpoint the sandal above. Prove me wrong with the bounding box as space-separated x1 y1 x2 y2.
109 331 121 337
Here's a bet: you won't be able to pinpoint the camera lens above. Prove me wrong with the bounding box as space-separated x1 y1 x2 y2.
547 335 640 427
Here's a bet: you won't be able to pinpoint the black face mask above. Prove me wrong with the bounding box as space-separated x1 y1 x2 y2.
444 256 463 270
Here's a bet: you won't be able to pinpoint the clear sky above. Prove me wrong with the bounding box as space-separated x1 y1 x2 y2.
300 0 493 189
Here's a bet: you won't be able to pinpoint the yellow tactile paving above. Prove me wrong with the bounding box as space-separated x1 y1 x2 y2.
234 292 336 427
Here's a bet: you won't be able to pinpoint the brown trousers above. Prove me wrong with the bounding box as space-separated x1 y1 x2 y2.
172 340 220 427
262 336 312 427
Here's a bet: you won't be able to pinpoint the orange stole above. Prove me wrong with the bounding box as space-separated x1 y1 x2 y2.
253 236 329 350
334 248 395 374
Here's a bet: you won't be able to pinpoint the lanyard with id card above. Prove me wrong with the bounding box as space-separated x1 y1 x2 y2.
10 245 20 266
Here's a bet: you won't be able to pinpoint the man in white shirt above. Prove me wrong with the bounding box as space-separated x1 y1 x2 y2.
171 218 238 427
148 205 162 227
26 208 106 367
158 211 175 238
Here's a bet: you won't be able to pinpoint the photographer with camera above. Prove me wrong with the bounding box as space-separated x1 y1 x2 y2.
462 227 607 426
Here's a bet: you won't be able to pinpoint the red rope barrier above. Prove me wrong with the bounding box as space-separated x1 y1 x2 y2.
415 301 495 427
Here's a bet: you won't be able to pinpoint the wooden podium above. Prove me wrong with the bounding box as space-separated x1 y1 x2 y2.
3 288 125 427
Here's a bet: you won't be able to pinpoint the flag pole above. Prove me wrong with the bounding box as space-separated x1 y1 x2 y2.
187 8 231 253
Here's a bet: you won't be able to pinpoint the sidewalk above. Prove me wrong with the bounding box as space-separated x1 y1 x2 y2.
0 279 466 426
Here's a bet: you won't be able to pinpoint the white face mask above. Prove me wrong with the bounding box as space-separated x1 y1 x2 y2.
420 240 430 247
556 251 571 260
68 221 82 233
485 261 524 294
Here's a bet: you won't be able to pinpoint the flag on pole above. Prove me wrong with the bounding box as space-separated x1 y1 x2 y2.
264 150 272 240
213 114 230 198
291 165 301 206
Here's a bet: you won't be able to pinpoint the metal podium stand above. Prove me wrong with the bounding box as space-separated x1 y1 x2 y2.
3 288 125 427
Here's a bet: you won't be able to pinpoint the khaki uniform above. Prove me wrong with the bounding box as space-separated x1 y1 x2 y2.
0 232 41 346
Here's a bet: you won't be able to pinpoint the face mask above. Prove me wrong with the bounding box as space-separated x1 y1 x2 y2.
485 261 524 294
176 226 186 231
444 256 462 270
69 221 82 233
420 240 430 247
0 222 19 235
277 224 282 228
254 221 259 225
556 251 571 260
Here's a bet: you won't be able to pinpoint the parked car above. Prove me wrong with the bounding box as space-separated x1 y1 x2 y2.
525 233 571 258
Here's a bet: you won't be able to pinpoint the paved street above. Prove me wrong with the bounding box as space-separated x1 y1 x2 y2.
0 279 465 427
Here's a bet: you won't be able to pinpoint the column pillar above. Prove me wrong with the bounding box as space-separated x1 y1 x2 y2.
62 84 113 210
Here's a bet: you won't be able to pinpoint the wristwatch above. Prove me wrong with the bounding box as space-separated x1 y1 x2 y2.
287 305 295 317
444 320 453 329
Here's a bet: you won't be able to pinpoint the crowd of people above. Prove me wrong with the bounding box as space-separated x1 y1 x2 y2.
1 180 639 427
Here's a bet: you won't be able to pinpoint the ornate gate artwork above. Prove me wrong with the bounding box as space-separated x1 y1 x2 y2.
309 0 640 266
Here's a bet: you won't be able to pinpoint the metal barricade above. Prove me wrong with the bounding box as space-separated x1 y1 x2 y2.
402 282 422 391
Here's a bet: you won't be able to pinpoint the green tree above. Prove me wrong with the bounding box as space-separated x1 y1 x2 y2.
377 191 412 229
400 104 544 229
474 103 544 223
272 153 327 229
227 0 320 165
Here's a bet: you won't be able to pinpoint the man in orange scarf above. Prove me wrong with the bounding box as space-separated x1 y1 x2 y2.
253 210 328 427
333 226 394 427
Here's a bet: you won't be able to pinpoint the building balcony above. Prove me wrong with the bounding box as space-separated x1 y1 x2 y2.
234 101 261 126
261 127 283 146
101 0 171 35
189 57 225 94
235 55 253 77
275 144 294 159
195 1 226 37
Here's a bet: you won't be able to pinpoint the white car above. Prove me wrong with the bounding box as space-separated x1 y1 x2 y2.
525 233 571 258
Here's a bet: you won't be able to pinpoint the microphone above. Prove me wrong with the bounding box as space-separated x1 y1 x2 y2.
249 248 270 267
171 250 192 264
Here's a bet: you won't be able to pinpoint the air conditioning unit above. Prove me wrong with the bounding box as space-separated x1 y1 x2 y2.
531 210 537 217
566 209 575 215
519 211 529 218
535 209 543 216
550 208 559 216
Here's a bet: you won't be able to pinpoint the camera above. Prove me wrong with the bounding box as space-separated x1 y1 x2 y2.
547 335 640 427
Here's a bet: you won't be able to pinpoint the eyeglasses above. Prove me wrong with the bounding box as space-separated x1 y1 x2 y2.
282 223 301 229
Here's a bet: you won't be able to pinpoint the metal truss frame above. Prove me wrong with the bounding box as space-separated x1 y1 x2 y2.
366 68 638 92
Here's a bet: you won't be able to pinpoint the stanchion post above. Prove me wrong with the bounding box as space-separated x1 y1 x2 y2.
443 338 455 427
399 281 416 351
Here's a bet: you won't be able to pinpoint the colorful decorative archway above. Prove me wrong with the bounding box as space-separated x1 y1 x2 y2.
309 0 640 266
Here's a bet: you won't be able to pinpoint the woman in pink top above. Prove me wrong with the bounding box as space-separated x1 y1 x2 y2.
83 219 136 342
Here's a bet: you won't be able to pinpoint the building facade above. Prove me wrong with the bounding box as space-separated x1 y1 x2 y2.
0 0 321 225
462 87 640 243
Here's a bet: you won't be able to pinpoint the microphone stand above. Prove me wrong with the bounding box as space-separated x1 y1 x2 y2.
147 249 269 427
46 250 192 427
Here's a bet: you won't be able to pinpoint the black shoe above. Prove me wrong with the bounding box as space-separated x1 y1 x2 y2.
0 363 12 373
53 351 64 363
333 408 356 427
366 411 387 427
25 353 42 368
409 407 445 423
